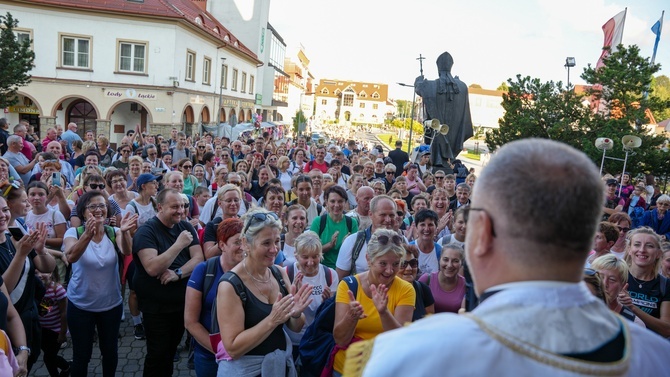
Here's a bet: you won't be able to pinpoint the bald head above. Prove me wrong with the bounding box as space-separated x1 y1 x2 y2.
475 138 603 258
356 186 375 215
67 122 77 131
47 141 63 156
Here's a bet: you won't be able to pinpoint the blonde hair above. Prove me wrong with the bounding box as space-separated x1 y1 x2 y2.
624 227 663 273
294 231 323 260
591 254 629 285
367 228 405 262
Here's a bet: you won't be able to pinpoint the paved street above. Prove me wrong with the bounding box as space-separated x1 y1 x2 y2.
32 306 196 377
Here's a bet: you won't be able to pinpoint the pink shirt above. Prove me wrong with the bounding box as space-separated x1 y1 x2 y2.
419 272 466 313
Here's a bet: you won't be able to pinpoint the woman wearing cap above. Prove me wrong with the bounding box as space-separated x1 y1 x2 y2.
216 209 312 375
332 228 415 377
126 173 160 227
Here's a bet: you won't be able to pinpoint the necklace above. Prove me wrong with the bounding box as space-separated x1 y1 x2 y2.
630 274 650 289
243 260 270 283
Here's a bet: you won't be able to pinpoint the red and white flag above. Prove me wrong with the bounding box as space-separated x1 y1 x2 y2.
596 9 627 69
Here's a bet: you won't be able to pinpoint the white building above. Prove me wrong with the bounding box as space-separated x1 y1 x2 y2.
4 0 261 147
314 79 388 128
467 87 505 131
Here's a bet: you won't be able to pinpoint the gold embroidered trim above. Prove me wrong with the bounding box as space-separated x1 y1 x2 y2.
343 339 374 377
463 313 630 376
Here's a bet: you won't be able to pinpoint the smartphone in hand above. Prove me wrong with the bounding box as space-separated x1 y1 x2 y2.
52 172 61 187
8 226 27 241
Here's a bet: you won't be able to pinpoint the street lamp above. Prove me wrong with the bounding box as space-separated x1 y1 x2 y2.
564 57 576 88
218 57 226 125
397 82 416 154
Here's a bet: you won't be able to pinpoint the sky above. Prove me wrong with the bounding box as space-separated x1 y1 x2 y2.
266 0 668 101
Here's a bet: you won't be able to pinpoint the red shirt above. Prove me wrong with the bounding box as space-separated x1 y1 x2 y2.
306 159 329 174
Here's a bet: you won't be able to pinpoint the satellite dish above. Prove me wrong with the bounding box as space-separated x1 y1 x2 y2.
621 135 642 149
595 138 613 150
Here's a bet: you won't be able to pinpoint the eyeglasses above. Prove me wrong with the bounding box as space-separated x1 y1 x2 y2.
198 146 206 149
182 165 192 169
88 184 105 190
183 202 190 209
121 150 131 153
617 226 630 233
435 176 445 180
243 212 280 234
148 152 157 156
401 258 418 269
386 171 394 175
269 158 277 162
86 204 106 211
462 206 496 237
375 234 403 246
396 211 404 217
657 202 670 207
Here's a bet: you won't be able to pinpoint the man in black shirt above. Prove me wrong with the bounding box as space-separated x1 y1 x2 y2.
133 188 203 376
388 140 409 178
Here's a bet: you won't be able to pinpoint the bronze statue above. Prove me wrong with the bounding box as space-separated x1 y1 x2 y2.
414 52 473 172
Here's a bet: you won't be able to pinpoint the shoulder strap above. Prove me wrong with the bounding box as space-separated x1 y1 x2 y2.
269 265 290 296
343 275 359 299
202 257 220 306
323 265 332 287
129 201 138 213
441 234 452 247
660 274 668 297
318 214 327 236
280 233 286 254
350 231 367 276
345 215 353 234
76 226 84 239
287 263 295 284
317 203 323 214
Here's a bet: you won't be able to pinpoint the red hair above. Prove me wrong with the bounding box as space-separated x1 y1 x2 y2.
217 218 243 243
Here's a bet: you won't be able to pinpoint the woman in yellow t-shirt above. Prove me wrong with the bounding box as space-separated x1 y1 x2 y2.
332 228 415 376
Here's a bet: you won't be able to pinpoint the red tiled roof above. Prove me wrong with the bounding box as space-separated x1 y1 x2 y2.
13 0 258 61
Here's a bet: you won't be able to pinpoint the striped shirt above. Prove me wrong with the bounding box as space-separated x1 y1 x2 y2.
38 283 66 332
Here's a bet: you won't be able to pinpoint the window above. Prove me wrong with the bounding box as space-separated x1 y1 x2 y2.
241 72 247 93
118 41 146 73
203 57 211 84
61 35 91 69
343 94 354 107
249 75 254 95
321 88 329 94
232 69 238 91
373 104 379 110
221 64 228 89
359 103 365 108
372 92 380 99
186 50 196 81
14 29 32 49
321 99 327 105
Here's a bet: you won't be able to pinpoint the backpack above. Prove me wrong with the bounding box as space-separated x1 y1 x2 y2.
209 265 288 350
201 257 220 310
76 225 123 277
286 199 322 215
298 276 358 377
317 214 353 236
287 263 333 287
348 231 367 275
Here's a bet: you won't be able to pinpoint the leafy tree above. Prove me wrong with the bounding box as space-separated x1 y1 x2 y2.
293 110 306 136
0 12 35 108
496 82 509 91
468 83 482 89
487 45 669 178
650 75 670 121
485 75 594 152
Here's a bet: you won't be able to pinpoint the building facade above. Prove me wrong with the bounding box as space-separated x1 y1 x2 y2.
314 79 388 127
4 0 261 147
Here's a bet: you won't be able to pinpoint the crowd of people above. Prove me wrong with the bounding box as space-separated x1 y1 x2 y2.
0 116 667 377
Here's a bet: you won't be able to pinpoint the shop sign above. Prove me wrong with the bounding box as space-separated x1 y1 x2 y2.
8 106 39 114
255 94 262 105
222 99 238 107
105 89 157 101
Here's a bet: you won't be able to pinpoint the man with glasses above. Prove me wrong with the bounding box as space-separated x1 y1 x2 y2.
230 141 244 163
360 138 670 376
133 188 204 376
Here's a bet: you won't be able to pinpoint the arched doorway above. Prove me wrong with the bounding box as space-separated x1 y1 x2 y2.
68 100 98 137
239 110 245 123
201 107 210 124
219 108 226 123
229 109 237 126
183 106 194 135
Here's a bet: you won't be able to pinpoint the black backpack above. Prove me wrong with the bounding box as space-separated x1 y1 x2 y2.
298 276 358 377
317 214 353 236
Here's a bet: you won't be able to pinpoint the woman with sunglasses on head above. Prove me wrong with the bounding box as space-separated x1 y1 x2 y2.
618 227 670 337
397 244 434 321
216 209 312 376
63 191 138 377
332 228 414 377
418 243 466 314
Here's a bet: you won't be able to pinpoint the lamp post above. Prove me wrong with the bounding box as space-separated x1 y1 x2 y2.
564 57 575 88
397 82 416 154
218 57 226 126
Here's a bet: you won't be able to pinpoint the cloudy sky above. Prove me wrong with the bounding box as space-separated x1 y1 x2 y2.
263 0 667 101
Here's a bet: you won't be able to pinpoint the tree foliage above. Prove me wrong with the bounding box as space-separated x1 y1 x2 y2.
0 12 35 108
650 75 670 121
496 82 510 92
486 45 669 177
293 110 306 135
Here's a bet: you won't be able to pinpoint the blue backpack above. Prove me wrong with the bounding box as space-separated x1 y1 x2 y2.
298 276 358 377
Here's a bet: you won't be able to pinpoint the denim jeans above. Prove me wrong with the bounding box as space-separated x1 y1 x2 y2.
194 348 217 377
67 302 122 377
142 310 185 377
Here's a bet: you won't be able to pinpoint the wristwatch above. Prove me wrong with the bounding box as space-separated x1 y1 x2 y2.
17 346 30 355
175 268 183 280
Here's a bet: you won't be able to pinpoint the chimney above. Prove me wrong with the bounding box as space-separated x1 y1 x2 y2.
192 0 207 11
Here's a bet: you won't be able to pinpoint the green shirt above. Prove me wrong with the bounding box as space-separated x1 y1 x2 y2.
310 214 358 269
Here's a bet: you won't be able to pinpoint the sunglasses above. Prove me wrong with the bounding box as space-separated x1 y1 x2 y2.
243 212 280 234
401 258 418 269
198 146 206 149
376 234 403 246
617 226 630 233
89 184 105 190
435 176 445 180
584 268 598 276
182 165 192 169
386 171 394 175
